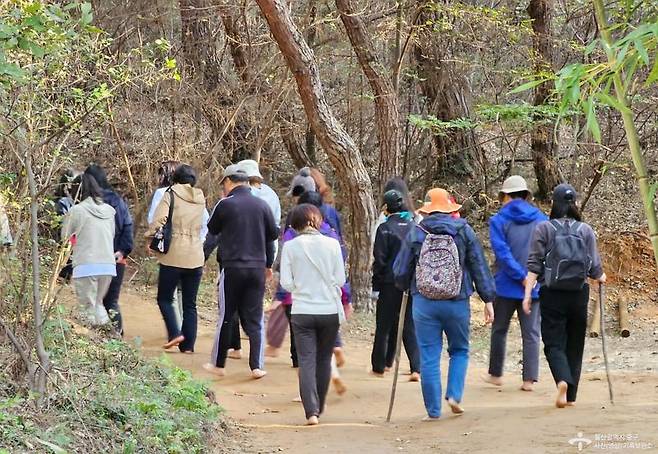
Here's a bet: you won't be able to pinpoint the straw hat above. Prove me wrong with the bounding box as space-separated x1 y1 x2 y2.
419 188 462 214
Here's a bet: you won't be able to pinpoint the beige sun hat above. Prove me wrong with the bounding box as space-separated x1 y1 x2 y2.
500 175 529 194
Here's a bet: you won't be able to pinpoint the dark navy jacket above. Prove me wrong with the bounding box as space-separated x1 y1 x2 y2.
393 214 496 303
206 185 279 268
101 189 133 256
372 213 414 292
489 199 547 300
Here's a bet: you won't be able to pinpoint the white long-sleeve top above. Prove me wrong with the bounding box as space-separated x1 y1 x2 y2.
280 229 346 316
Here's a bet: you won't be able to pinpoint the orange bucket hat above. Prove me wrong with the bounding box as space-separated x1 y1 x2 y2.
419 188 462 214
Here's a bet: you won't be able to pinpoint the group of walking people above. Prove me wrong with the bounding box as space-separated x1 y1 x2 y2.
59 159 605 425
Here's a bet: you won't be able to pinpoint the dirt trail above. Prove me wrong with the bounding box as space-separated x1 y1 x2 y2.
120 289 658 453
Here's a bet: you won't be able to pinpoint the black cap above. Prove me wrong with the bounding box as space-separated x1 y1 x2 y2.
383 189 404 213
552 183 577 204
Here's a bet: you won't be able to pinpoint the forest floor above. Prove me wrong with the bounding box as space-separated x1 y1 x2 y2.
115 280 658 454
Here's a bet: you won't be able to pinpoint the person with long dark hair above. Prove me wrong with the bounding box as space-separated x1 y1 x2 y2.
84 164 134 336
280 204 346 425
146 164 207 353
62 173 116 326
523 183 606 408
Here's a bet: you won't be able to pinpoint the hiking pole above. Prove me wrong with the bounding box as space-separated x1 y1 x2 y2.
386 292 409 423
598 283 614 405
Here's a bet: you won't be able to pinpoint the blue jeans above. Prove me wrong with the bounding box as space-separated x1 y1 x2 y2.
413 294 470 418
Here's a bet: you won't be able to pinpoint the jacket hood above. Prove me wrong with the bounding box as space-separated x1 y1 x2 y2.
499 199 545 224
172 184 205 204
419 214 466 236
79 197 115 220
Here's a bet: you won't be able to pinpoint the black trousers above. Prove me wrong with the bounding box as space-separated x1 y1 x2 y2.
371 284 420 374
284 304 298 367
215 267 266 370
103 263 125 335
540 285 589 403
157 264 203 352
229 312 242 350
292 313 340 419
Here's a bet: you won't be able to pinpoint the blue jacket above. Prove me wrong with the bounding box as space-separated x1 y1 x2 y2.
393 214 496 303
489 199 547 300
101 189 133 256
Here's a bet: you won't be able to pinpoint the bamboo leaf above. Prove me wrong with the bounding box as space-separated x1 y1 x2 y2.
647 57 658 85
634 38 649 66
508 78 545 95
584 98 601 143
596 92 631 114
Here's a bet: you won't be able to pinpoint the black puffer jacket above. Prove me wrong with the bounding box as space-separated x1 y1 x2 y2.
372 213 414 291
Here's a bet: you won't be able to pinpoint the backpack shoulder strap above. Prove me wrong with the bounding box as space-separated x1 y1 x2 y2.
549 219 562 231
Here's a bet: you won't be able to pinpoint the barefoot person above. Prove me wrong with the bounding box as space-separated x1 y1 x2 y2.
62 173 116 327
483 176 547 391
204 164 279 379
394 188 495 421
280 204 346 425
371 189 420 381
523 183 606 408
276 191 351 394
146 165 207 353
227 159 282 360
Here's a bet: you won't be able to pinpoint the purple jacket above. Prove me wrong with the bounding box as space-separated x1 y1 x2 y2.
276 222 351 306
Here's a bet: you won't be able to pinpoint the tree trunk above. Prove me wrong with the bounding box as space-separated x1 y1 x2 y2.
254 0 377 310
336 0 401 189
527 0 562 199
179 0 253 161
414 3 477 179
25 148 50 402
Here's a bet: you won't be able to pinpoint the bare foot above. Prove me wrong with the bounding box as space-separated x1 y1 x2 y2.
334 347 346 368
228 349 242 360
163 335 184 350
202 363 225 377
385 367 392 372
306 416 319 426
447 398 465 415
555 381 568 408
332 377 347 395
566 402 576 407
251 369 267 379
370 370 385 378
180 350 194 355
422 415 441 422
409 372 421 382
265 346 280 358
292 396 302 402
481 374 503 386
521 381 534 392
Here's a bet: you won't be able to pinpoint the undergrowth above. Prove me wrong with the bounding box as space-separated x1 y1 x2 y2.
0 317 221 453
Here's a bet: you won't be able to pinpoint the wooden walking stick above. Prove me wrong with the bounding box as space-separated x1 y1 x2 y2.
598 284 614 404
386 292 409 423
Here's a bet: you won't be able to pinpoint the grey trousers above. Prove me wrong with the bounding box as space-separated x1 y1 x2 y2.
74 275 112 326
488 296 541 382
291 313 339 419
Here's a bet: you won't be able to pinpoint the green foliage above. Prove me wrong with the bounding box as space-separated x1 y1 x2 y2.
409 114 477 136
0 325 221 453
507 2 658 143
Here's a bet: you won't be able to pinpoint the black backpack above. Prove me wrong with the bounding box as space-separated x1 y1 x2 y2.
544 220 591 291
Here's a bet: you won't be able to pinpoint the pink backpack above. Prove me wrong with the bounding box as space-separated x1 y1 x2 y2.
416 226 463 300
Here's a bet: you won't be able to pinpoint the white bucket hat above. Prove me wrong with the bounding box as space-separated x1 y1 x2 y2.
500 175 529 194
237 159 263 180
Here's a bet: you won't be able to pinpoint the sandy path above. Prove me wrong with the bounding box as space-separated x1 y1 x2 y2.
121 289 658 453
